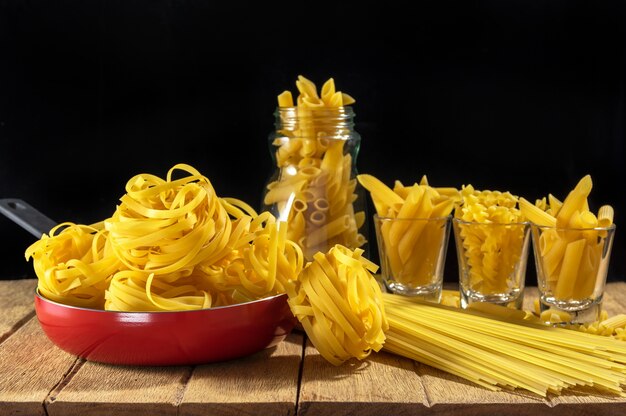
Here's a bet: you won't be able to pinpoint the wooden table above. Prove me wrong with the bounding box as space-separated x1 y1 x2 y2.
1 279 626 416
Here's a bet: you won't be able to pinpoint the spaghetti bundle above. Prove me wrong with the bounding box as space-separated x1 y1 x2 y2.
26 164 305 312
291 255 626 396
382 293 626 397
265 75 366 260
286 244 388 365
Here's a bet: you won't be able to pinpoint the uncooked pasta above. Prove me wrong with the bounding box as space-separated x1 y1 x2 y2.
285 244 388 365
520 175 615 302
264 75 366 260
26 164 305 311
382 293 626 397
454 185 528 296
358 174 458 287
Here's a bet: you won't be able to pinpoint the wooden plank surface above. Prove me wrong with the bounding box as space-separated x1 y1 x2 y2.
0 279 36 342
0 278 78 416
417 363 547 416
180 332 303 416
1 279 626 416
45 362 191 416
298 341 428 415
0 318 78 415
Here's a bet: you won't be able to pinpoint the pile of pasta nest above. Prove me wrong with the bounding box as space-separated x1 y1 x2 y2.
25 163 626 398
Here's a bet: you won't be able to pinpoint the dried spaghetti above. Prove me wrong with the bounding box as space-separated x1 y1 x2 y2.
382 293 626 396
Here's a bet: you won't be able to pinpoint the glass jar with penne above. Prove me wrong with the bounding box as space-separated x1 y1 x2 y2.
262 76 368 261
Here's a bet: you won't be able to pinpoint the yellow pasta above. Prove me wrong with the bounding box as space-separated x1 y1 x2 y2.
358 174 458 288
453 186 528 298
104 270 213 311
598 205 615 227
357 174 405 210
382 292 626 397
285 244 388 365
519 197 556 227
264 75 367 260
277 90 294 107
554 239 586 299
523 175 616 308
26 164 305 312
306 215 353 247
556 175 593 228
25 223 121 309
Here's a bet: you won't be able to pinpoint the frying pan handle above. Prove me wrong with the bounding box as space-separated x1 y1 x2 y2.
0 198 58 238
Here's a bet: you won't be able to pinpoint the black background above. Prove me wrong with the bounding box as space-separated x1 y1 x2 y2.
1 0 624 285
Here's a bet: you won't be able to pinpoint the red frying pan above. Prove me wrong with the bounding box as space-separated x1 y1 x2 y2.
0 198 296 365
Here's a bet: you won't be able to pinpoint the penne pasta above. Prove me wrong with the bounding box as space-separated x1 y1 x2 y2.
265 76 365 260
554 239 586 299
525 175 616 322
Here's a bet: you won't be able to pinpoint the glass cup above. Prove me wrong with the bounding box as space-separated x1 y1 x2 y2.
452 219 531 309
374 215 451 302
531 223 616 324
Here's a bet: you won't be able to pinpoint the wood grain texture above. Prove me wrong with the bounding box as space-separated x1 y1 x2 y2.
0 279 37 342
1 281 625 415
0 317 77 416
602 284 626 315
46 361 191 416
418 362 549 416
179 331 304 416
606 281 626 310
298 340 428 416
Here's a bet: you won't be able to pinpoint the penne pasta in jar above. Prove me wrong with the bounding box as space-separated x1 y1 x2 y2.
261 76 368 260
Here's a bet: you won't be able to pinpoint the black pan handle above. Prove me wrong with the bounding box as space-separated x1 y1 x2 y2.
0 198 57 238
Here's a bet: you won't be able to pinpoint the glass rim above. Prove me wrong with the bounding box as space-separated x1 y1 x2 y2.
274 106 356 120
452 217 530 227
275 105 354 112
531 223 616 232
373 213 451 222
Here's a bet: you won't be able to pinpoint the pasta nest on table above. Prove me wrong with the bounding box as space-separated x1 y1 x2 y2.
286 244 388 366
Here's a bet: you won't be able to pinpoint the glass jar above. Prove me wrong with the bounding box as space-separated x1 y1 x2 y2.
261 106 368 260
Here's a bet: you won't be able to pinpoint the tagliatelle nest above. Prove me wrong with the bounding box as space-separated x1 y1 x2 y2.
286 244 388 365
26 164 305 311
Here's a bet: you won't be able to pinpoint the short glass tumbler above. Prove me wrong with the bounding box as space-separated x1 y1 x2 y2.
531 223 616 324
374 215 451 302
453 219 531 309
